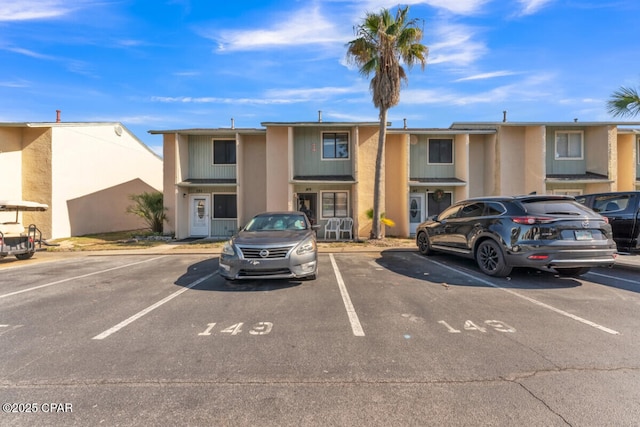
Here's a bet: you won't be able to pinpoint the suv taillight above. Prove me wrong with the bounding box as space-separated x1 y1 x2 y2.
512 216 555 225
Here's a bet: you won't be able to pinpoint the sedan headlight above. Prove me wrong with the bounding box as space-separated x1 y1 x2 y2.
296 236 316 255
221 240 235 256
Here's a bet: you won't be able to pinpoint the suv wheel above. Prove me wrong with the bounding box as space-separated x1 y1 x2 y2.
417 232 434 256
476 240 512 277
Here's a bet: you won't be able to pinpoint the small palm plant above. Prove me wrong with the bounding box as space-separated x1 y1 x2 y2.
366 208 396 227
126 191 167 233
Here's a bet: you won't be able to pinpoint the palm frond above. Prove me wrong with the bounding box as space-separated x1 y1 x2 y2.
607 86 640 118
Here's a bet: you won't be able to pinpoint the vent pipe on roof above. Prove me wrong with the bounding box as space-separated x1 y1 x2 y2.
318 110 322 123
56 110 61 123
231 118 235 129
404 118 408 129
502 110 507 122
574 118 578 122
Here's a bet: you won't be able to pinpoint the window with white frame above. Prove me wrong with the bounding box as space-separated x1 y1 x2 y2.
322 132 349 159
213 140 236 165
555 131 583 160
321 191 348 218
428 138 454 164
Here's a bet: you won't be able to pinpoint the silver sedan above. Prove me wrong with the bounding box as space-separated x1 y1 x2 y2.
219 211 318 281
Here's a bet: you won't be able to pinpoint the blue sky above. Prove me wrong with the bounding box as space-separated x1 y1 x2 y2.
1 0 639 155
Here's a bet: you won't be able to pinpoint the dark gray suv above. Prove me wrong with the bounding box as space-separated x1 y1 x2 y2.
415 195 617 277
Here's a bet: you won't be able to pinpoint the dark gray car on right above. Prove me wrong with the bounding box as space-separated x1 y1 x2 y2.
576 191 640 253
416 195 617 277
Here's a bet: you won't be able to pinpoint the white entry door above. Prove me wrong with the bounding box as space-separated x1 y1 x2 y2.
189 194 210 237
409 193 425 235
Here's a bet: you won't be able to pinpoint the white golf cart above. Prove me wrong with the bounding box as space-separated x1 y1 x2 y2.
0 200 48 260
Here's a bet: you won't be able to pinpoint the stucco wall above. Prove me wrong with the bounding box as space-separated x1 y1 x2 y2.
162 133 176 236
584 126 610 177
384 133 408 237
468 134 485 198
21 127 53 238
265 127 291 211
240 134 267 225
524 126 545 195
498 126 526 196
356 126 379 238
454 134 469 199
616 132 635 191
49 124 163 238
0 127 24 203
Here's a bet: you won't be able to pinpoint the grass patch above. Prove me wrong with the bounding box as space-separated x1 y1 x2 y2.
46 231 415 252
48 230 168 251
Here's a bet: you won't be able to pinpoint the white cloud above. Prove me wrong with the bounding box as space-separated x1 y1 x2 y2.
401 73 556 106
212 5 349 51
150 96 304 105
343 0 491 15
265 85 363 100
455 71 519 81
428 24 487 66
0 79 30 88
5 47 54 60
517 0 555 16
0 0 90 21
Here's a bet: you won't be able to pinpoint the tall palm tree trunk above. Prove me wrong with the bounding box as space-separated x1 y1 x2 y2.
370 108 388 239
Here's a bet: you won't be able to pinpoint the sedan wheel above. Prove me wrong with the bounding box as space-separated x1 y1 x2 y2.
417 232 434 256
476 240 512 277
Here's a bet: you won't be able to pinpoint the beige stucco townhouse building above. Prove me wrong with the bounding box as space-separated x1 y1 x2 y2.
152 119 640 241
0 121 163 239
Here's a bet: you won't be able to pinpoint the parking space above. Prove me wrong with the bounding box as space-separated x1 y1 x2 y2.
1 250 640 425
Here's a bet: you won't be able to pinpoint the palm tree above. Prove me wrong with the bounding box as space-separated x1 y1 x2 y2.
126 191 167 233
607 86 640 118
346 6 428 239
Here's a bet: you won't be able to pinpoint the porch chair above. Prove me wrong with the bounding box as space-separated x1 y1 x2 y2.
324 217 341 240
339 217 353 240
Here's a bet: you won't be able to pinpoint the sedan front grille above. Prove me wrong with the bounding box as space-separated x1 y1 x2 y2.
239 246 292 259
238 268 292 277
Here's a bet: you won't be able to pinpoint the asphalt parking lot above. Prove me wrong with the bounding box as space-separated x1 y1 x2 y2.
1 246 640 426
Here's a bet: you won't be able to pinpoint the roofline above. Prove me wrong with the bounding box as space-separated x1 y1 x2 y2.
0 121 162 160
149 128 266 135
260 121 385 127
388 128 496 135
0 121 129 128
451 121 640 127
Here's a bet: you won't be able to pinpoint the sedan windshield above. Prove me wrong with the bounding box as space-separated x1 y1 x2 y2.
244 214 308 231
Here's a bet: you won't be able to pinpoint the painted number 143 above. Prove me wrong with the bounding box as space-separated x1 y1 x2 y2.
438 320 516 333
198 322 273 336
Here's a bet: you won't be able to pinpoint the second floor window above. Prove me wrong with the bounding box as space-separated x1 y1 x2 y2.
322 132 349 159
555 131 583 160
213 140 236 165
428 139 453 164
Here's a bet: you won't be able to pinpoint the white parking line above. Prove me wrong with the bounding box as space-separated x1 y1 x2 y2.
414 254 620 335
587 271 639 284
93 272 216 340
0 256 168 299
329 254 365 337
